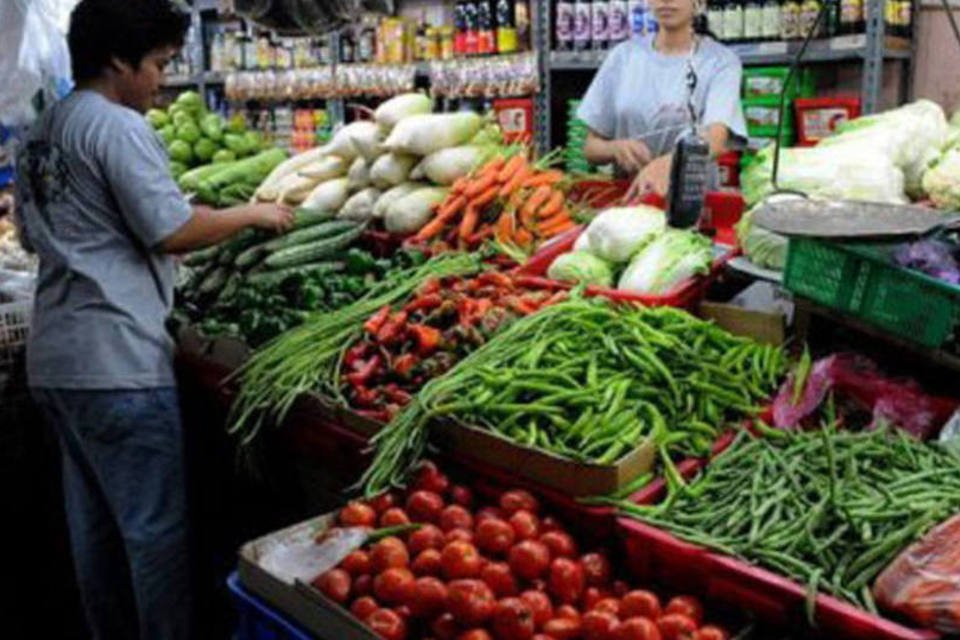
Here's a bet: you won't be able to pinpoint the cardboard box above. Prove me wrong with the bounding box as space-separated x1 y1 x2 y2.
431 418 657 497
237 512 378 640
700 282 793 346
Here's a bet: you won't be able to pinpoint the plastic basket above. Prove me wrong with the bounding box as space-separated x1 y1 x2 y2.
784 237 960 349
0 299 31 382
228 572 315 640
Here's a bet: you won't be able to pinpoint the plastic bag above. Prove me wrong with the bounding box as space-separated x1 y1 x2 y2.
873 514 960 633
0 0 73 126
772 353 958 440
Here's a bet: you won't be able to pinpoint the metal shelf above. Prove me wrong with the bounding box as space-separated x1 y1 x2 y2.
548 35 913 71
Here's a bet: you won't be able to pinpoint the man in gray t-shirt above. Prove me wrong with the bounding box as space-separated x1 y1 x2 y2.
14 1 292 638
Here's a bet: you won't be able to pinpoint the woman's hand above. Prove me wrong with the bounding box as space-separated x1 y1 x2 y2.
608 139 653 174
246 203 295 233
625 154 673 202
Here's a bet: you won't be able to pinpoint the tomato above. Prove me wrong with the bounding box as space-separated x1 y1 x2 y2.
664 597 703 626
450 484 475 508
500 490 540 516
406 491 446 524
611 580 630 597
476 506 505 523
692 626 728 640
351 596 379 620
580 553 612 588
532 636 555 640
617 617 662 640
409 576 448 618
508 540 551 581
340 501 377 528
621 591 661 620
341 550 372 576
369 492 398 515
381 508 412 528
314 569 351 604
373 567 415 605
414 462 450 495
395 604 412 619
593 598 621 616
582 587 605 611
543 617 582 639
539 531 578 558
366 608 408 640
431 612 459 640
548 558 585 604
583 610 620 640
555 605 581 622
539 516 563 533
412 549 443 576
370 537 410 573
408 524 445 555
493 597 536 640
440 505 475 532
520 590 554 629
657 614 698 640
441 540 483 579
509 510 541 541
354 574 373 597
457 630 493 640
480 561 519 598
445 528 474 545
447 579 496 626
475 518 516 555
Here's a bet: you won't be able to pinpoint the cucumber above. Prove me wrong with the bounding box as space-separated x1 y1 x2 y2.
245 260 346 287
214 272 242 306
197 266 231 296
183 243 223 267
264 225 366 270
263 220 358 252
291 207 336 229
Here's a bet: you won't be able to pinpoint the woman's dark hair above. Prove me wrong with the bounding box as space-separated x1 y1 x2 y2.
692 14 719 40
68 0 191 82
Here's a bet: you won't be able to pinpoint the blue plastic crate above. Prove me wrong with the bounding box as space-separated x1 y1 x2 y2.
227 572 315 640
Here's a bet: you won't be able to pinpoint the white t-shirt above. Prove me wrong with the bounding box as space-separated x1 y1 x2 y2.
577 35 748 160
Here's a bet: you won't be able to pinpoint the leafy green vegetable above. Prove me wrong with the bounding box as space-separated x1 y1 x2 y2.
547 251 614 287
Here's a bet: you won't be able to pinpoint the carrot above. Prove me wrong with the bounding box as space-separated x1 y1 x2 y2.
515 228 533 248
464 172 498 199
459 204 480 240
495 212 516 243
436 195 467 219
477 155 506 178
537 190 566 219
522 170 565 189
504 188 527 215
520 186 554 220
496 154 527 183
538 210 572 230
415 212 455 241
469 185 499 210
499 164 534 198
451 176 469 195
539 219 575 237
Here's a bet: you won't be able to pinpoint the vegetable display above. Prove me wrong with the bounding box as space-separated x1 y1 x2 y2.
339 272 566 420
311 461 733 640
227 253 484 443
616 426 960 614
361 298 786 496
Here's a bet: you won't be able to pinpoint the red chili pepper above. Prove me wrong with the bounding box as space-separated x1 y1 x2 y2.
418 278 441 296
376 311 409 344
478 271 514 289
352 387 381 408
408 324 442 355
363 306 391 335
382 384 413 405
344 342 370 369
346 354 382 387
404 292 444 313
393 352 418 376
507 296 540 315
356 408 390 422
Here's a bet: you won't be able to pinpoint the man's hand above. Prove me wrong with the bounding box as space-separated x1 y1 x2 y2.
247 203 295 233
609 139 653 174
625 154 673 202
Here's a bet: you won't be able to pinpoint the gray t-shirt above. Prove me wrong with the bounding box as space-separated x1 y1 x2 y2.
578 35 747 160
15 90 192 389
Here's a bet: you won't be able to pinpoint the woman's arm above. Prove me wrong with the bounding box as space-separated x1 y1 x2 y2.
626 123 732 200
160 202 294 254
584 130 653 173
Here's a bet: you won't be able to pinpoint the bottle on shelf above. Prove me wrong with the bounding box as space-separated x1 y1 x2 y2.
799 0 822 38
454 1 468 55
780 0 801 40
839 0 863 34
629 0 646 37
761 0 781 42
464 1 480 55
557 0 576 50
574 0 593 51
723 0 744 43
358 17 377 62
824 0 840 37
496 0 519 53
743 0 764 42
898 0 912 38
707 0 726 39
341 28 356 64
592 0 610 49
415 10 429 60
478 0 497 54
644 0 659 35
515 0 531 49
608 0 629 45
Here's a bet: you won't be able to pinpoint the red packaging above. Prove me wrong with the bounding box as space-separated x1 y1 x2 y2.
874 515 960 634
795 96 862 146
493 98 534 145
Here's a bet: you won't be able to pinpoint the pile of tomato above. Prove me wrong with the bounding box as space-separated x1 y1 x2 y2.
310 462 731 640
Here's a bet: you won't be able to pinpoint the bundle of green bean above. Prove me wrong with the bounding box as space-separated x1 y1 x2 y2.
616 426 960 615
361 297 785 496
227 252 483 444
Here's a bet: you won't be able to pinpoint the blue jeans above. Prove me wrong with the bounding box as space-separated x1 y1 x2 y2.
32 388 193 640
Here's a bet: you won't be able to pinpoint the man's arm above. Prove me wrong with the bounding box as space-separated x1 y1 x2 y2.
160 202 294 254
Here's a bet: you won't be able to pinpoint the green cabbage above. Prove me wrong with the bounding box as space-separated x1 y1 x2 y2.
176 122 201 145
174 90 205 116
617 230 712 294
735 208 788 271
146 108 169 129
922 147 960 209
168 139 194 164
193 137 218 163
199 113 224 141
212 149 236 164
585 205 666 263
158 124 176 145
547 251 614 287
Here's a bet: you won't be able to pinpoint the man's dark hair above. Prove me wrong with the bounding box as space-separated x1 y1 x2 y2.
68 0 191 82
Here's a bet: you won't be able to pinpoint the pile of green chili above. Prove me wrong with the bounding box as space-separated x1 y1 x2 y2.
362 297 785 496
615 425 960 615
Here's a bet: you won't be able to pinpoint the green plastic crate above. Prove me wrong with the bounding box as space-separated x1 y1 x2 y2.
784 237 960 348
742 66 816 100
